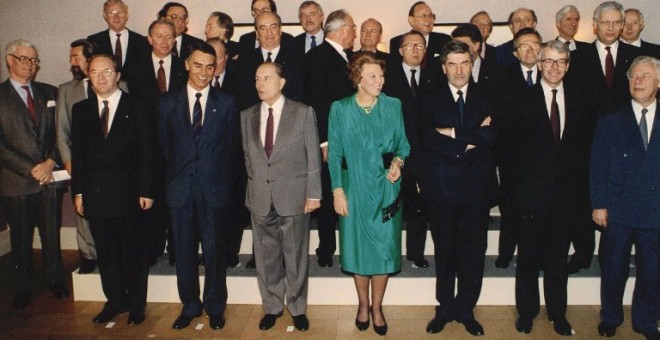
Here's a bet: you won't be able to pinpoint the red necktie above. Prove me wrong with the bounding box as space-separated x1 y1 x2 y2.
157 60 167 94
214 76 221 89
264 107 274 158
21 86 37 125
115 33 123 68
604 46 614 90
550 89 560 142
100 100 110 138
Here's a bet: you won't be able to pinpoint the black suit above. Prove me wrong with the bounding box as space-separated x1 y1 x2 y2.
237 31 295 59
390 31 451 63
639 40 660 59
293 32 323 55
483 43 496 61
303 40 355 259
420 82 497 322
71 91 153 314
474 57 505 102
87 29 149 78
495 40 516 66
175 34 204 63
509 82 591 321
226 40 240 60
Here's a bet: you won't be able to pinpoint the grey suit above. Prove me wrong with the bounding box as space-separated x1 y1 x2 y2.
241 97 321 315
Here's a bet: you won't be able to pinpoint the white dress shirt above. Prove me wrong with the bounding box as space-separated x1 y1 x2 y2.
402 62 420 88
186 83 210 124
596 40 619 75
174 35 183 57
520 64 538 85
621 38 642 48
260 45 281 62
326 38 348 62
632 99 656 143
472 57 482 82
557 36 577 51
97 89 122 132
151 53 172 90
259 94 285 146
108 28 128 66
540 80 566 138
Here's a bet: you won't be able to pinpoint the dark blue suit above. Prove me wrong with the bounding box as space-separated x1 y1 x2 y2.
590 100 659 335
159 85 236 317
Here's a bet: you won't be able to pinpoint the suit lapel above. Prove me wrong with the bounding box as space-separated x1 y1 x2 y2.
645 100 660 153
270 97 293 159
250 104 267 160
106 92 130 141
6 82 38 134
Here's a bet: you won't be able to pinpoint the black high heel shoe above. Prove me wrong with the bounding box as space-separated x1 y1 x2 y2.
371 308 388 336
355 307 370 331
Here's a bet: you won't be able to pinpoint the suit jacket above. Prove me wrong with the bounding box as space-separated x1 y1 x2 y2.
237 31 295 60
555 37 591 52
495 40 516 66
303 40 354 143
419 81 498 207
389 31 451 62
226 40 240 60
509 82 591 216
159 86 237 208
590 99 660 229
71 91 153 217
0 80 60 197
475 57 505 102
241 97 322 216
177 33 204 63
359 49 389 61
87 29 149 78
483 43 496 61
640 40 660 59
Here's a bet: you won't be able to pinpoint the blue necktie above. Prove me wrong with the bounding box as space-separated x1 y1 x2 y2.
192 93 202 146
457 90 465 125
310 35 317 49
526 70 533 87
640 108 648 151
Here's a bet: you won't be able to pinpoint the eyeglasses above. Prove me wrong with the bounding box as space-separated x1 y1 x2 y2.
88 69 116 78
9 54 40 65
414 13 436 21
402 43 426 51
167 14 189 23
540 58 569 68
517 43 541 53
597 20 623 28
629 72 654 81
251 7 272 16
105 10 126 18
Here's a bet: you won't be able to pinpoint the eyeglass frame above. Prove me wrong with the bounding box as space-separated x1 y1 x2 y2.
540 58 569 68
9 54 40 65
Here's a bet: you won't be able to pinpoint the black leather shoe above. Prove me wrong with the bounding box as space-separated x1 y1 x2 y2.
495 256 511 269
553 317 572 336
79 259 97 274
515 317 533 334
355 310 370 331
209 314 225 330
168 253 176 266
567 261 590 274
48 282 70 299
172 312 201 329
246 257 256 269
460 318 485 336
127 310 145 325
317 255 333 268
93 306 127 324
426 317 449 333
292 314 309 331
12 291 31 310
226 254 240 268
411 258 429 268
259 312 283 330
597 322 616 337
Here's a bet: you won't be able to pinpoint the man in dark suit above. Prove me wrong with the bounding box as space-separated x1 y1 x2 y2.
509 41 592 336
87 0 148 79
0 39 69 310
71 54 153 325
495 8 537 67
358 18 389 61
620 9 660 59
158 2 204 64
241 62 322 332
204 12 240 60
470 11 496 62
236 12 303 111
590 56 660 340
294 1 324 55
303 9 356 268
159 42 236 331
382 31 434 269
555 5 590 52
389 1 450 63
421 40 497 337
237 0 294 60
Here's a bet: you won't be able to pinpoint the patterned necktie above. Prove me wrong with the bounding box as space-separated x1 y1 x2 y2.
157 60 167 94
526 70 533 87
192 93 202 146
456 90 465 125
265 107 274 158
410 69 418 98
550 89 560 142
21 86 37 125
640 108 649 151
172 40 179 57
266 51 272 63
605 46 614 90
114 33 123 68
214 76 221 89
100 100 110 138
310 35 317 49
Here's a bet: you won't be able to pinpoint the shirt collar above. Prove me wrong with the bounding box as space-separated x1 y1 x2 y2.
261 94 285 112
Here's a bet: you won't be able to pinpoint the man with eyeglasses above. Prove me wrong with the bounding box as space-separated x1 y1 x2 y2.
71 54 154 326
237 0 294 61
508 40 592 336
469 11 496 62
294 1 324 54
158 2 204 66
358 18 388 61
87 0 149 79
620 9 660 59
0 39 69 310
554 5 590 52
389 1 450 63
495 8 537 67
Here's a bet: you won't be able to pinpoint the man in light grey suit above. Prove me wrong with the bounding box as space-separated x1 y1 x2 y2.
241 62 322 332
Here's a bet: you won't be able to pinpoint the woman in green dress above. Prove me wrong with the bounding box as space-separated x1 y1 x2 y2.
328 52 410 336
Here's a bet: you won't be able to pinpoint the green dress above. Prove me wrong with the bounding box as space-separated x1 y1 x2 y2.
328 94 410 275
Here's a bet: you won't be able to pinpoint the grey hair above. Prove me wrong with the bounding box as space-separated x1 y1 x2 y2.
324 9 349 34
624 8 644 24
5 39 37 57
627 56 660 81
593 1 624 22
556 5 579 23
539 40 571 61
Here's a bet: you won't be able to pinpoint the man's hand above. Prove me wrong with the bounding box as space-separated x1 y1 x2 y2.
333 189 348 216
75 195 84 216
321 145 328 163
140 197 154 210
592 209 608 228
31 159 55 185
304 199 320 214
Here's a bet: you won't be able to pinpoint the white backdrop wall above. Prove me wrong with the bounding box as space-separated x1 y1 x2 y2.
0 0 658 86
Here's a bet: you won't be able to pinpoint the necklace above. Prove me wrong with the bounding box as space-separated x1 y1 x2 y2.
355 95 378 114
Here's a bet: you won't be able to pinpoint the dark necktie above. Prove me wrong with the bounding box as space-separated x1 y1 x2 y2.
456 90 465 125
172 40 179 58
114 33 123 68
410 69 418 98
564 40 571 47
86 79 95 99
310 36 317 49
266 51 272 63
605 46 614 90
21 86 37 125
157 60 167 94
265 107 274 158
640 108 648 151
526 70 533 87
550 89 560 142
192 93 202 146
214 75 221 89
100 100 110 138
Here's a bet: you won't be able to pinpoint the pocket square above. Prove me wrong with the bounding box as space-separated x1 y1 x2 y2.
47 100 56 107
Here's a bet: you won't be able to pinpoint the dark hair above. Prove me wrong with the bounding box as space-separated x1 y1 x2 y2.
440 40 471 64
187 41 217 60
348 51 386 87
260 61 286 79
252 0 277 13
451 23 483 44
399 30 426 46
205 38 227 55
70 39 97 60
209 11 235 40
158 2 187 19
408 1 428 17
513 27 542 48
148 19 175 36
89 54 118 71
